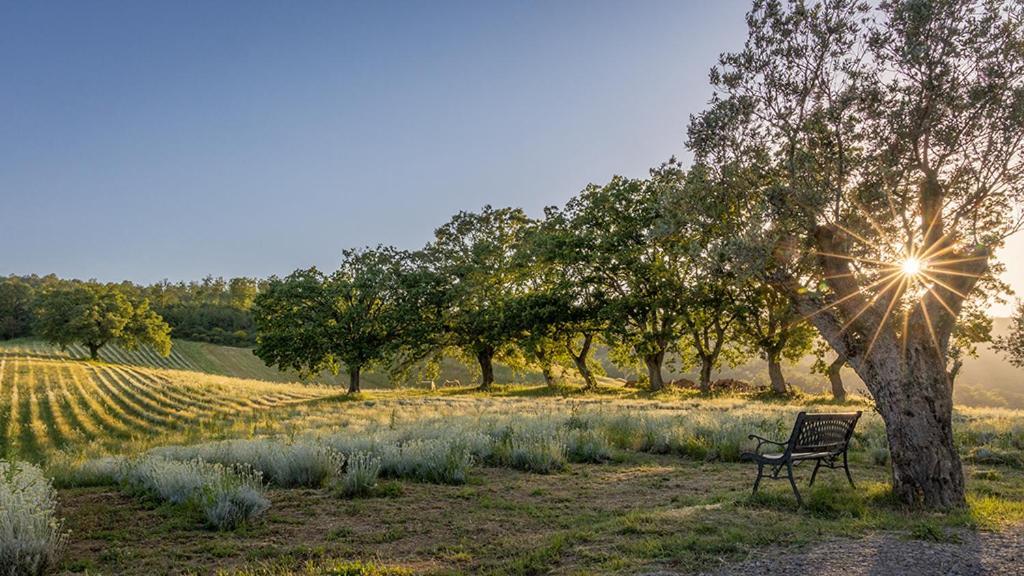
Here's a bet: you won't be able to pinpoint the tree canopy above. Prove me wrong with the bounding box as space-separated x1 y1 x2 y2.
253 247 410 393
34 283 171 360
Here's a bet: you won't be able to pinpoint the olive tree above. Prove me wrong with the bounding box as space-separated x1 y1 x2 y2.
688 0 1024 507
517 207 609 389
562 176 691 391
995 301 1024 368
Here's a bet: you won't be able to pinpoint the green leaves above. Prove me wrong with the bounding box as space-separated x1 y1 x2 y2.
34 283 171 360
253 247 413 391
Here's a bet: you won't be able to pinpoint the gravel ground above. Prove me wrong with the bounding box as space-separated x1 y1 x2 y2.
695 526 1024 576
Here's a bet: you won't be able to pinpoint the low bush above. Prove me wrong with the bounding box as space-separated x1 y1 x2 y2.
332 452 381 498
379 438 474 484
199 465 271 530
565 428 612 463
150 439 338 488
0 460 68 576
121 456 270 529
46 453 125 488
509 432 566 474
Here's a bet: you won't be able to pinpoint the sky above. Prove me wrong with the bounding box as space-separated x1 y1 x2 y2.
1 0 1022 315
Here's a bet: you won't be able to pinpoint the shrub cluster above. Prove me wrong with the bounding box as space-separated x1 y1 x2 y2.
0 460 67 576
121 456 270 530
150 439 338 488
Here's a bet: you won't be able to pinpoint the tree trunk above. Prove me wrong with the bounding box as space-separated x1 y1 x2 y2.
828 354 846 402
540 363 557 388
644 351 666 392
862 344 965 508
87 342 100 361
477 348 495 390
767 349 787 394
947 357 963 389
348 365 361 394
571 333 597 390
784 225 981 510
698 356 714 393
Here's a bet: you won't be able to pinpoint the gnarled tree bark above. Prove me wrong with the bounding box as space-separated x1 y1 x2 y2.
766 348 787 394
644 349 666 392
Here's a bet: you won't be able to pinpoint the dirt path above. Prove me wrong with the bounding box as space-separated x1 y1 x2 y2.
696 526 1024 576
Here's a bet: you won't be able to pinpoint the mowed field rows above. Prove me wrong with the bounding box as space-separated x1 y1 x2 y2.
0 342 336 462
0 337 387 386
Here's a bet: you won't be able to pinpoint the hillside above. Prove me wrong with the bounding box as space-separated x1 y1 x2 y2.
0 343 338 462
0 338 362 386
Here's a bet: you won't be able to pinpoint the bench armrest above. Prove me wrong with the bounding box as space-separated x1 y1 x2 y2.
748 434 786 454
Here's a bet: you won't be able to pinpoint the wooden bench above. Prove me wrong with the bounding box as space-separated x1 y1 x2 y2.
740 411 862 506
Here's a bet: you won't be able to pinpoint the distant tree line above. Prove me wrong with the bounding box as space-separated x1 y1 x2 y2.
0 274 263 349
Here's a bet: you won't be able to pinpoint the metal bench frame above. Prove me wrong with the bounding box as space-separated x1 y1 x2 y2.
741 411 862 506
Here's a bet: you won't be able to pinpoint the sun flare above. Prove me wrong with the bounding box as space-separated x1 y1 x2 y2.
901 257 923 276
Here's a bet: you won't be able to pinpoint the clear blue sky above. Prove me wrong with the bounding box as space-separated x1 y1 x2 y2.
2 0 1022 313
0 0 750 283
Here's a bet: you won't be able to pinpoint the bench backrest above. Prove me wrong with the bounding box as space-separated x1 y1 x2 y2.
787 411 861 455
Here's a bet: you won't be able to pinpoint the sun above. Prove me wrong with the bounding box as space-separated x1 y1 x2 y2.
901 257 923 276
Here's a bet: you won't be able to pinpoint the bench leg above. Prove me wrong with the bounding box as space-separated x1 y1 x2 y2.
843 451 855 488
752 463 764 495
808 460 822 486
786 461 803 506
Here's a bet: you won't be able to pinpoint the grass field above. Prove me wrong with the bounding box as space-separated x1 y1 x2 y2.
1 340 1023 575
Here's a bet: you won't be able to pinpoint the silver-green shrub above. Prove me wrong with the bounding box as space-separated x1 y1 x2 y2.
566 428 612 463
121 456 270 529
150 439 337 488
334 451 381 498
0 460 68 576
509 431 566 474
198 464 271 530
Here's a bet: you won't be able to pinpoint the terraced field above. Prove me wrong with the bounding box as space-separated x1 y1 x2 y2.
0 343 336 462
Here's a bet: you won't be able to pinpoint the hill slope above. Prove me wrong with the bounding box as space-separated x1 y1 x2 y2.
0 344 336 462
0 338 362 385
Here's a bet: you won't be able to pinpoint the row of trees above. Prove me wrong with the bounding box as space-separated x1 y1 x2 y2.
252 183 829 398
0 275 262 347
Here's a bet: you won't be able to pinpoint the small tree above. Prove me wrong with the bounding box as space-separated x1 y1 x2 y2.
35 283 171 360
562 176 690 391
993 301 1024 368
739 282 815 394
253 247 407 393
425 206 532 390
811 340 848 402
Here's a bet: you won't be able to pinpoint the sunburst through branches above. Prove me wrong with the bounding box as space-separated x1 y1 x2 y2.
803 227 987 361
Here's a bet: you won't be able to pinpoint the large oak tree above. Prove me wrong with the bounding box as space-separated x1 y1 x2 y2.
426 206 532 390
